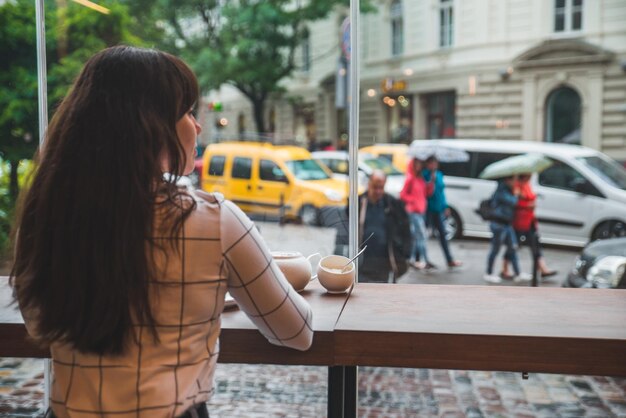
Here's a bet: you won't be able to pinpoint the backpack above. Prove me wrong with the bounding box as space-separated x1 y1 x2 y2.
476 198 497 221
476 197 514 223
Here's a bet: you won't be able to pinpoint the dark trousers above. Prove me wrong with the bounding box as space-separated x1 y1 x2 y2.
46 403 209 418
516 228 543 259
427 211 453 263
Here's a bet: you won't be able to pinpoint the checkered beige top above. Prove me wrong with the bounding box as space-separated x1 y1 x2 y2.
23 191 313 418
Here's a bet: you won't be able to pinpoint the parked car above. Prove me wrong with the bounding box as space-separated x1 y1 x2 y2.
563 237 626 288
359 143 409 173
311 150 405 197
201 141 348 225
426 140 626 247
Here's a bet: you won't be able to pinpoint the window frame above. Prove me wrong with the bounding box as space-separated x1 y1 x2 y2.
390 0 404 57
27 2 621 415
439 0 454 48
538 159 594 194
544 86 582 144
301 31 311 72
554 0 584 33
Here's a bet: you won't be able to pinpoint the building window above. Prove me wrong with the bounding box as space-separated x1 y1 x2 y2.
390 0 404 56
554 0 583 33
301 31 311 72
425 92 456 139
545 86 581 144
439 0 454 48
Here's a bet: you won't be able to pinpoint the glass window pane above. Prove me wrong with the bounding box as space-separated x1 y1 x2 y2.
577 156 626 191
259 159 287 182
573 11 582 30
538 160 585 191
208 155 226 176
555 13 565 31
546 87 581 143
231 157 252 179
285 159 330 180
7 0 618 415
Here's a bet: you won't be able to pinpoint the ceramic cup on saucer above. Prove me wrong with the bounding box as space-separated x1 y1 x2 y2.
317 255 355 294
272 251 321 292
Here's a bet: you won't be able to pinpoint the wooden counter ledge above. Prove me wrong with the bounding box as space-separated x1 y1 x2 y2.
333 284 626 376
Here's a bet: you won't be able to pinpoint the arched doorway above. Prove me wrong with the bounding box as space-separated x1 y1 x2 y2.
545 86 581 144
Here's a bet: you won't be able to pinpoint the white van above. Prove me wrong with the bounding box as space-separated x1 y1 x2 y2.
430 140 626 247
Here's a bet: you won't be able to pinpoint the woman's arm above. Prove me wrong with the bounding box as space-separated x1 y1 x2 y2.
220 200 313 351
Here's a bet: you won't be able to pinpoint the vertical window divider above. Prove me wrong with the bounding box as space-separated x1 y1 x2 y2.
36 0 48 144
35 0 51 412
348 0 360 282
345 0 361 415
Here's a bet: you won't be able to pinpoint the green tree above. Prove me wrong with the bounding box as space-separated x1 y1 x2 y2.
1 0 155 258
0 0 149 199
160 0 367 134
0 0 42 199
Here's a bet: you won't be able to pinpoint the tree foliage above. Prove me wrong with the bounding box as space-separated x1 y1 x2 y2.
0 0 152 199
1 0 157 259
0 0 41 193
159 0 366 134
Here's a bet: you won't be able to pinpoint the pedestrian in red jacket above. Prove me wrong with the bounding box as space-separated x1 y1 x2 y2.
501 173 557 279
400 158 435 270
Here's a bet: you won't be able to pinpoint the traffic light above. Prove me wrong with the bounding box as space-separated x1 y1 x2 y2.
208 101 223 111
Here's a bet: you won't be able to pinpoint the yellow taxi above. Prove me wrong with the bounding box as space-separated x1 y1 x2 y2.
201 142 348 224
359 143 409 173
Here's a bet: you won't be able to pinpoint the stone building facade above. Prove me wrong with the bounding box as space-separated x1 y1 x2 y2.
201 0 626 160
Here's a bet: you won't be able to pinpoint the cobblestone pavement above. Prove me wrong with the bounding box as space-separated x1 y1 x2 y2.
2 359 625 417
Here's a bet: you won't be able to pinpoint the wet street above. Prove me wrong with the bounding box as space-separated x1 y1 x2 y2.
2 223 625 417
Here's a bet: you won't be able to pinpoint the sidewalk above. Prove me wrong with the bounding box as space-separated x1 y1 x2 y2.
2 359 625 417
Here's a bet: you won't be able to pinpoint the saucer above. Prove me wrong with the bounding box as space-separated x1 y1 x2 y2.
325 289 349 294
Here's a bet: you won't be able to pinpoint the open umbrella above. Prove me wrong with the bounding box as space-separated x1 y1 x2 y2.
479 153 553 179
407 140 470 162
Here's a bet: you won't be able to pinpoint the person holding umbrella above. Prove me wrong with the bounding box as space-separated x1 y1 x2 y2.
479 153 556 282
500 173 557 280
483 176 531 284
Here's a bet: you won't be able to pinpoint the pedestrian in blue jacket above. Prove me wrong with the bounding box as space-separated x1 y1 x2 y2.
423 156 462 269
483 176 532 284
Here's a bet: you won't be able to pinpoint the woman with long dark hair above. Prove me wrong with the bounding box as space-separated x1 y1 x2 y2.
11 45 313 418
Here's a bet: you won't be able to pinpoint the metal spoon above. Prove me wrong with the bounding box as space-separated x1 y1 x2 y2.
340 245 367 272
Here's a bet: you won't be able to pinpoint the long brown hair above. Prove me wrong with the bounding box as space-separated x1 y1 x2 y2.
11 46 199 355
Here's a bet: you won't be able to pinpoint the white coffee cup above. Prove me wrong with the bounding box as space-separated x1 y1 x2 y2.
317 255 355 294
